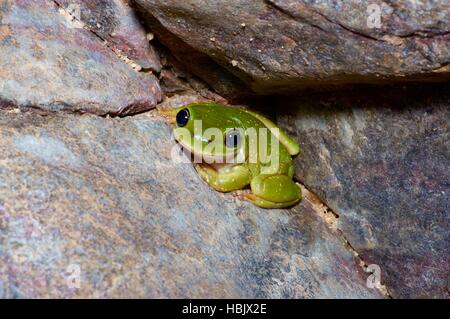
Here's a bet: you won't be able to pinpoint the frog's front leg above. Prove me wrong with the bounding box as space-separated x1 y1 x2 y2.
240 174 301 209
195 164 251 192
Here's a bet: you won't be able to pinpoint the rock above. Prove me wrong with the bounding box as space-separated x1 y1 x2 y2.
135 0 450 95
156 45 230 104
277 84 450 298
0 109 382 298
54 0 161 72
137 12 250 99
0 0 161 115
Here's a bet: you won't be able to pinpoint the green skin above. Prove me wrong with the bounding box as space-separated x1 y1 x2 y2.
171 103 301 209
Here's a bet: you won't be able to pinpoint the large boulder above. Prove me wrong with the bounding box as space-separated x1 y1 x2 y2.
278 84 450 298
135 0 450 95
0 109 382 298
0 0 161 115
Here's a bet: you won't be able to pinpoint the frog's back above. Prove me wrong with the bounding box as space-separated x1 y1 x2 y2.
188 102 294 167
188 103 267 129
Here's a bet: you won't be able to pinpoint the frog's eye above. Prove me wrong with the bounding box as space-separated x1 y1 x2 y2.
225 129 242 149
176 108 190 127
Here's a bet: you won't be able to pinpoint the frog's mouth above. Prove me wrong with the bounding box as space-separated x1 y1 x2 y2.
175 137 239 163
174 128 242 164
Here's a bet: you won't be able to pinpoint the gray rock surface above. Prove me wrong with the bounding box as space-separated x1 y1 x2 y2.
0 0 161 115
0 110 383 298
278 84 450 298
135 0 450 95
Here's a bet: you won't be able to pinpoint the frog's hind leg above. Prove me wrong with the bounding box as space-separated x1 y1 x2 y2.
195 164 251 193
239 174 302 209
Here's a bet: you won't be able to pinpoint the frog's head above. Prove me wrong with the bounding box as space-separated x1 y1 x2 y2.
172 103 245 163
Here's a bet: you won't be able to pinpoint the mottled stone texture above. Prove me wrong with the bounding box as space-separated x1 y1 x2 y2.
0 0 446 299
0 111 382 298
278 84 450 298
0 0 161 115
135 0 450 95
54 0 161 72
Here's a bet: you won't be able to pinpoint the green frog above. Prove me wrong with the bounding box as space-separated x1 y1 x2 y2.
162 102 301 208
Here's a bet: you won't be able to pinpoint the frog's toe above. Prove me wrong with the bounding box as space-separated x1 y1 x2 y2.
234 189 255 201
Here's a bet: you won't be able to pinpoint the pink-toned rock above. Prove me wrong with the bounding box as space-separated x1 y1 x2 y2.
0 111 383 298
0 0 161 115
54 0 161 72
